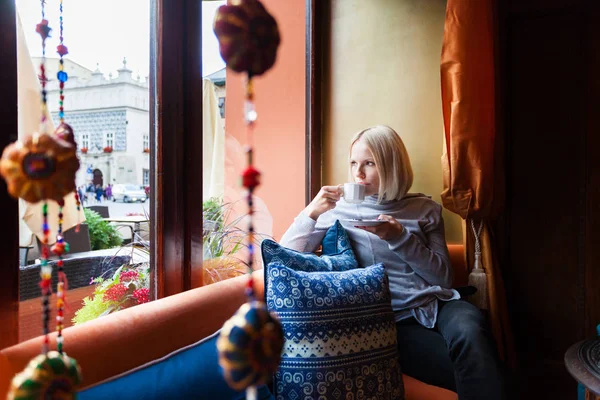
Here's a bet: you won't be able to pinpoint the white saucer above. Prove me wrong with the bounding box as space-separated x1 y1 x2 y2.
342 219 385 227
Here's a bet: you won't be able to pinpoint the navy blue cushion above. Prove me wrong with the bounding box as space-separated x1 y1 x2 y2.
321 219 353 255
261 220 357 272
265 263 404 400
78 331 274 400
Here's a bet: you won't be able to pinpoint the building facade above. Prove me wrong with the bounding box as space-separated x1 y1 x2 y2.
37 57 150 188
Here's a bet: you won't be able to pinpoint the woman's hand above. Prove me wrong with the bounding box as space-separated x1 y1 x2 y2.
357 214 404 241
305 185 342 220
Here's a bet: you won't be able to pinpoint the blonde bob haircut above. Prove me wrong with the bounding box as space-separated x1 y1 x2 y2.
349 125 413 202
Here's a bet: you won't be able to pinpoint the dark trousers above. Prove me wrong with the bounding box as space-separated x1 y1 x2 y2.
395 299 506 400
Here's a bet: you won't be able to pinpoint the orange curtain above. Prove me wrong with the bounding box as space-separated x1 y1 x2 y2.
440 0 514 365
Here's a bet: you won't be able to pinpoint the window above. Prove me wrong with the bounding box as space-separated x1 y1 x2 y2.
11 0 153 343
105 132 114 148
143 168 149 186
143 133 149 150
218 97 225 118
1 0 311 349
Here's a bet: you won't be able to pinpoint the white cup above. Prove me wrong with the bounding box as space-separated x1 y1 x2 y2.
342 183 365 204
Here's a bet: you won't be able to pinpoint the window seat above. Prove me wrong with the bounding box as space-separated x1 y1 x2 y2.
0 244 466 399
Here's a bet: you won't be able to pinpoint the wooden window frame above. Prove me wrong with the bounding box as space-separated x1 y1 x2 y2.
305 0 325 204
0 0 20 348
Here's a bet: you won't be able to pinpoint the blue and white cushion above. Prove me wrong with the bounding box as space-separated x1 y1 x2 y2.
261 220 357 272
265 263 404 400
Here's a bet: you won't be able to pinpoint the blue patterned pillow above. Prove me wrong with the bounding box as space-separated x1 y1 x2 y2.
265 263 404 400
261 220 357 272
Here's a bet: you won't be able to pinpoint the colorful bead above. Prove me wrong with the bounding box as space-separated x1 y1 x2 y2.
245 100 257 123
57 71 68 82
35 19 51 40
242 166 260 189
56 44 68 56
51 242 67 256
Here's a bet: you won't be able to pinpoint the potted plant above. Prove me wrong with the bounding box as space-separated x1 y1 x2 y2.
83 208 123 250
103 146 113 153
202 197 269 285
80 147 88 154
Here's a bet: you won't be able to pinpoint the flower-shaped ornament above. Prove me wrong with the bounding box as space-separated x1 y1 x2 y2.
213 0 281 77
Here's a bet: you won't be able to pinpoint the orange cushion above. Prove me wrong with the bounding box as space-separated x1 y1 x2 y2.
404 374 458 400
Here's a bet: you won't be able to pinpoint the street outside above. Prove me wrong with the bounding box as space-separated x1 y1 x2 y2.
83 198 151 243
83 198 150 218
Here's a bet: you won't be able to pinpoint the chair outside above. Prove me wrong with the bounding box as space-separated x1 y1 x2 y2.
19 247 32 267
63 224 92 253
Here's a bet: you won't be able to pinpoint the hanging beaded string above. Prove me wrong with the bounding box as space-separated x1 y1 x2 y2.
35 0 53 354
241 77 260 302
55 0 81 230
214 4 283 397
57 0 67 124
51 200 68 354
52 0 71 354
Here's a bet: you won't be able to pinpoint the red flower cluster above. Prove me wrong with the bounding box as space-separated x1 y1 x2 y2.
103 284 128 302
119 270 139 282
133 288 150 304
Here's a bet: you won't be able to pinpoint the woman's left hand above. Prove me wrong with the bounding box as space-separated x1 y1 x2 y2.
356 215 404 241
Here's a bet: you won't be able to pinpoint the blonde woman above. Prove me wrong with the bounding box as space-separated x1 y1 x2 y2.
280 125 505 399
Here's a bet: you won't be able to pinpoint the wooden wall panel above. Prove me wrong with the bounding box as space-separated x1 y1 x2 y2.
0 0 20 349
507 0 583 14
505 10 585 361
584 1 600 337
502 0 600 397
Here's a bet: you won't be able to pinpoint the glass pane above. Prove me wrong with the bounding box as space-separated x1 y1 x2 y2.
201 1 307 285
16 0 152 341
202 1 242 285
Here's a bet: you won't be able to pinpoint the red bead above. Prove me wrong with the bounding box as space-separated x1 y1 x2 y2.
242 166 261 189
35 19 52 40
56 44 69 56
51 242 65 256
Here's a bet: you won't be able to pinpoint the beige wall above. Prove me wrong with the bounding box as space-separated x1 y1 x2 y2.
324 0 462 243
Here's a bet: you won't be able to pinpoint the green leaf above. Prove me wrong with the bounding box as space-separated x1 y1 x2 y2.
83 208 123 250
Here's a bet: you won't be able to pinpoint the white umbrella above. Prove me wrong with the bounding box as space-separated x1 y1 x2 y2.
16 11 84 246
